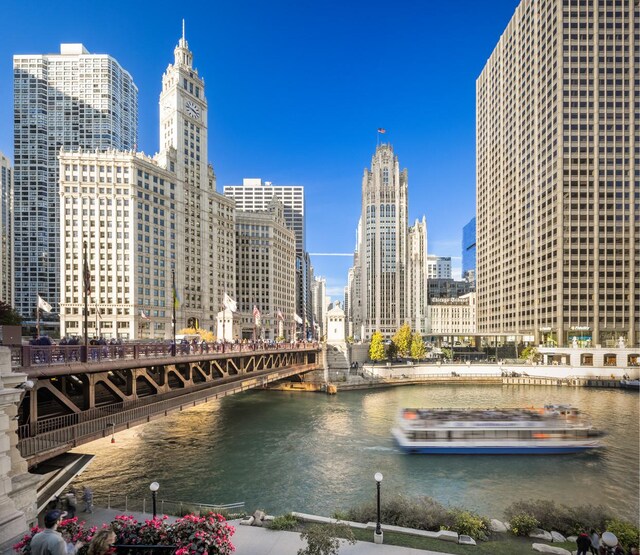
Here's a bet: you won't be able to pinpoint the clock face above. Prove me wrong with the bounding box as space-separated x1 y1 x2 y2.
185 100 200 120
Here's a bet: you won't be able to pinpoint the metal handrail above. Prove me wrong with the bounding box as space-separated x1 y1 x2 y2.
11 341 320 369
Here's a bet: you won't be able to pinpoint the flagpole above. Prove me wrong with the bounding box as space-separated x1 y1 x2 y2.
36 295 40 338
83 241 89 359
172 268 176 355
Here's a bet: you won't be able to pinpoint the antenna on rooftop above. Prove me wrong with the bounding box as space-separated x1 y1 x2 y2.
182 19 185 41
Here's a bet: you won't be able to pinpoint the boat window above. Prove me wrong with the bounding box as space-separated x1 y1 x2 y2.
519 430 532 439
603 353 617 366
581 353 593 366
628 354 639 366
436 432 448 440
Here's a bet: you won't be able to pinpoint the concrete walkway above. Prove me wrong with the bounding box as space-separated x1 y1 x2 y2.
71 507 457 555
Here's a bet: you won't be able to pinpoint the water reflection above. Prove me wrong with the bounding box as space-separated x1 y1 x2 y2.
72 385 639 523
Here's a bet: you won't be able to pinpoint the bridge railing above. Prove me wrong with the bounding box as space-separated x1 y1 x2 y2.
11 341 319 368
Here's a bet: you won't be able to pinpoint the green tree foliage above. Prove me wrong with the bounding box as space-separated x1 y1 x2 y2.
0 300 22 325
369 332 386 361
297 523 356 555
386 341 398 360
410 333 426 360
392 323 412 357
519 345 540 363
441 347 452 360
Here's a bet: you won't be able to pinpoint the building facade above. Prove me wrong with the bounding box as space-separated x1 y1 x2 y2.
13 44 138 321
59 150 178 340
427 255 452 279
408 217 429 334
462 217 476 286
235 199 296 340
159 31 235 332
427 278 474 304
0 154 12 305
429 292 476 335
477 0 638 347
357 144 409 339
311 276 327 339
223 178 310 334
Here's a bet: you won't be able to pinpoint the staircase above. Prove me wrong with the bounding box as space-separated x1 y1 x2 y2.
325 342 350 370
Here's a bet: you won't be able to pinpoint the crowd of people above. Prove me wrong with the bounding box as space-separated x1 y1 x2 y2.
576 529 638 555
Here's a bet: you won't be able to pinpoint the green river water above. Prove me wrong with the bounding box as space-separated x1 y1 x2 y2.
72 384 639 523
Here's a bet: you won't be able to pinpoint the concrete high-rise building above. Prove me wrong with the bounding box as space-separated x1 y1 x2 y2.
311 276 327 339
427 255 452 279
13 44 138 321
159 29 236 332
357 144 409 339
0 154 12 305
235 199 296 340
477 0 638 347
462 217 476 286
224 178 310 332
408 217 429 334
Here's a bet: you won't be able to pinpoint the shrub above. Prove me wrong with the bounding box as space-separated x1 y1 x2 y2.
345 494 450 532
298 523 356 555
269 513 299 531
605 518 640 551
504 499 612 536
446 509 490 540
509 513 539 536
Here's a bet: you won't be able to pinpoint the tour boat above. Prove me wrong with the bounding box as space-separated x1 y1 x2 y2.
392 405 603 455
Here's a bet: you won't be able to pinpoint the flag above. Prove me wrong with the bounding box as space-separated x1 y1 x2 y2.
223 293 237 313
377 128 386 134
139 309 149 320
253 305 261 326
276 309 284 321
37 295 52 313
172 282 180 309
96 306 102 320
83 257 91 296
294 313 303 324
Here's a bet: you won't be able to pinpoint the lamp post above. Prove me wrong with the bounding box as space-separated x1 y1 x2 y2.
150 481 159 519
374 472 383 544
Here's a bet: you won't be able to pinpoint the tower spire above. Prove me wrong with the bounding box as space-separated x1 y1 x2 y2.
182 18 185 41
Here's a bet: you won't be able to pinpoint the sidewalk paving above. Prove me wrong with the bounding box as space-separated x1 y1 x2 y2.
72 507 457 555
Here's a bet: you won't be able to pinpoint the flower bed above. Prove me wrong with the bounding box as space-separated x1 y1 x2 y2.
13 513 235 555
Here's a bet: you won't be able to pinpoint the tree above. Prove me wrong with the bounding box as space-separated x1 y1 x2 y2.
386 341 398 360
410 333 426 360
177 327 215 342
392 323 412 357
0 300 22 325
441 347 452 361
520 345 540 363
369 332 385 362
298 523 356 555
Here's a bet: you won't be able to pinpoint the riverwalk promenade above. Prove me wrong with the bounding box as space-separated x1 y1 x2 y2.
73 506 456 555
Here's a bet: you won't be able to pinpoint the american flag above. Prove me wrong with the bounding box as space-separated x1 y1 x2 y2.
377 128 386 134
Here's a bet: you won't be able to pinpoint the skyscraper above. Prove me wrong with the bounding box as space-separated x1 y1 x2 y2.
223 178 310 332
462 217 476 286
159 28 236 331
427 255 452 279
13 44 138 321
0 153 12 305
476 0 638 347
356 144 409 339
408 217 429 334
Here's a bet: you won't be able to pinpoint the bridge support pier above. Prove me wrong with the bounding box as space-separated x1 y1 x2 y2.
0 348 38 551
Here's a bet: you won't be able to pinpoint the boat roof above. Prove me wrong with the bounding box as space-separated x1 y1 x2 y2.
400 406 581 424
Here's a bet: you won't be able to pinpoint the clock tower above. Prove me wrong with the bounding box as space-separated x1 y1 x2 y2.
159 23 212 327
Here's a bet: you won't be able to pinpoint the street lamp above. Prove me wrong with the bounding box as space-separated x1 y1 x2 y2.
150 481 159 519
374 472 383 544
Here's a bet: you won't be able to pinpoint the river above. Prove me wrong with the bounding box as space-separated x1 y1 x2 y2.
71 384 639 523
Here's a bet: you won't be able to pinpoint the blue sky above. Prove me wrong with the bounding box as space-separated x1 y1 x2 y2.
0 0 520 298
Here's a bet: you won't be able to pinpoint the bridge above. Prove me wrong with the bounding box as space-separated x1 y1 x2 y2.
11 342 322 467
